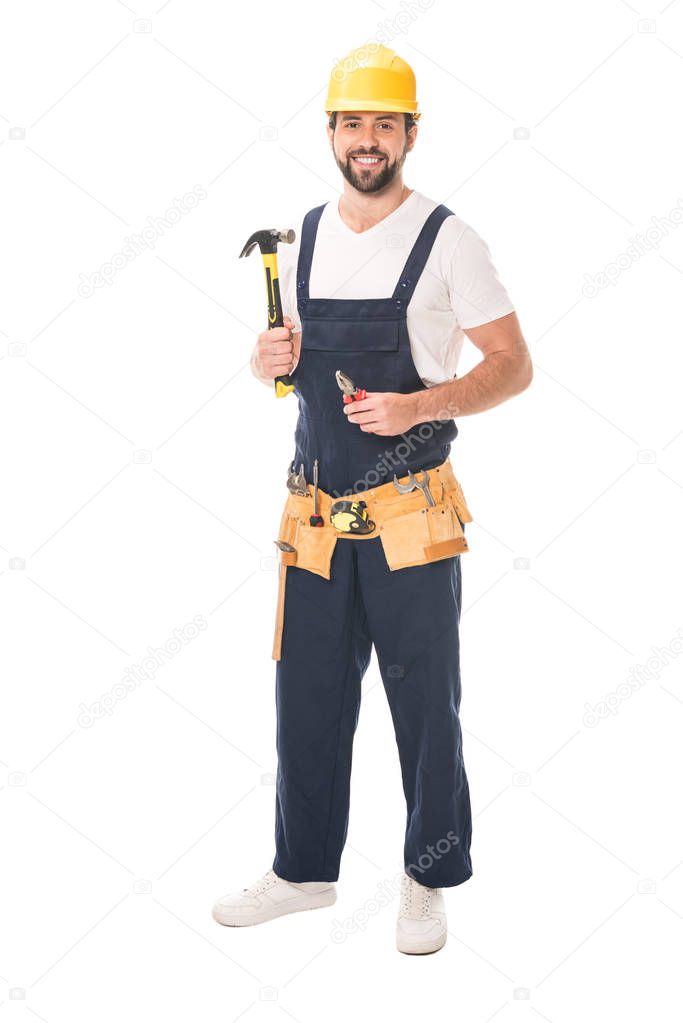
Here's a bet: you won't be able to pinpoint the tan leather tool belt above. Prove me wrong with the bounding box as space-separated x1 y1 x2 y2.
272 458 473 660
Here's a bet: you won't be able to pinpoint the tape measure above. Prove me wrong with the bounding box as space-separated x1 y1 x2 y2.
330 500 376 535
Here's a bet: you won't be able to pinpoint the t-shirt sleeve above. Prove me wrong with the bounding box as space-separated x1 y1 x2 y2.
447 224 515 329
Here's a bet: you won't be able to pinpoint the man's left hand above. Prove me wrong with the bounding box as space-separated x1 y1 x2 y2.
343 392 419 436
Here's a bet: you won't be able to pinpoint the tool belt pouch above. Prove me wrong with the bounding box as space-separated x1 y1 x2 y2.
271 469 472 655
276 499 338 579
378 481 473 572
271 498 339 661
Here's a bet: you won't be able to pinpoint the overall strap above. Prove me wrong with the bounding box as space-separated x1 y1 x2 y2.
392 204 455 309
296 204 327 303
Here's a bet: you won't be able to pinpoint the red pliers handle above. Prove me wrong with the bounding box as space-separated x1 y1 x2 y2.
335 369 367 404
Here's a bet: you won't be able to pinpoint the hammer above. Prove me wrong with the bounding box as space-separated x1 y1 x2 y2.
240 227 296 398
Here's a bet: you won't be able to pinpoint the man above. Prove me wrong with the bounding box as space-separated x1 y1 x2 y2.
213 43 532 955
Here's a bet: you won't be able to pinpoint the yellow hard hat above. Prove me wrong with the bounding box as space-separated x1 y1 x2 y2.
325 43 420 118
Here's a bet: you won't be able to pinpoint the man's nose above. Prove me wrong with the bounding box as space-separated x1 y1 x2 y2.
357 128 381 150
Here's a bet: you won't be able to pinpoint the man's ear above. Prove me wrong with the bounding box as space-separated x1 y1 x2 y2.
406 124 418 152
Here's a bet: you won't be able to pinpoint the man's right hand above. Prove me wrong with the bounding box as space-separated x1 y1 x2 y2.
251 315 300 384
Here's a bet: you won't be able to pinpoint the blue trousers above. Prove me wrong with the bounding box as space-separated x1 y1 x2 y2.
272 536 473 889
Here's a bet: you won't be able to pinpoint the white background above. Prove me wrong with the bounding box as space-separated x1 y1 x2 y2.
2 0 683 1019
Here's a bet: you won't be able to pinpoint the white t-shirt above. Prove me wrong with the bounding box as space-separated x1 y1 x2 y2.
278 189 515 387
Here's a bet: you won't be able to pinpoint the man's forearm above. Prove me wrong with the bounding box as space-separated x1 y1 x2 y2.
412 351 533 422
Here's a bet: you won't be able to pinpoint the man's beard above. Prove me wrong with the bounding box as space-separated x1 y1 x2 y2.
335 144 407 194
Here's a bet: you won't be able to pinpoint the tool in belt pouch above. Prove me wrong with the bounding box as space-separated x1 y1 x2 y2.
271 460 473 660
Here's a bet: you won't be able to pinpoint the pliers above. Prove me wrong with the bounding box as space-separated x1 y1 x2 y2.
335 369 367 405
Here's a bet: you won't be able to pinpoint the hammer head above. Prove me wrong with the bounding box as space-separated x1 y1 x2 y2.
239 227 295 258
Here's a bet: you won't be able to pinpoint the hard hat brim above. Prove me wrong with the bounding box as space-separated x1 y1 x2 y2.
325 102 420 117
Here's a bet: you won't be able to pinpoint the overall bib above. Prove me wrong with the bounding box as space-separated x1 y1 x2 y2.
272 201 473 889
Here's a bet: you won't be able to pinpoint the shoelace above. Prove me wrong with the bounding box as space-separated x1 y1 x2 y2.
400 875 434 919
243 869 278 896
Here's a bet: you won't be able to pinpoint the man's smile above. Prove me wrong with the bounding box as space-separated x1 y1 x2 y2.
350 154 385 167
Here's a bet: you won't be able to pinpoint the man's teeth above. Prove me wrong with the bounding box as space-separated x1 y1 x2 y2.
353 156 382 164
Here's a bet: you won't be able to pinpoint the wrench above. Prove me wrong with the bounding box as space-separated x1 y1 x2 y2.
392 469 436 507
287 462 309 497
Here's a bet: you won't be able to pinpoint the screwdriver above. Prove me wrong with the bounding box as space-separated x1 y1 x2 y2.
309 459 324 527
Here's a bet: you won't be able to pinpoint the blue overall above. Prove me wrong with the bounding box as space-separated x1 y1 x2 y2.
273 201 473 889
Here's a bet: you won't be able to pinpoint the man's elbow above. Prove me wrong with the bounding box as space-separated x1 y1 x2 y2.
490 346 533 398
510 337 533 395
516 354 533 394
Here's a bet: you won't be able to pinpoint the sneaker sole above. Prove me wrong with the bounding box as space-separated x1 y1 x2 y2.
212 888 337 927
396 930 447 955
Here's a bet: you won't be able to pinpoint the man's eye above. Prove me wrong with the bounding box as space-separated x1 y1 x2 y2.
344 121 393 129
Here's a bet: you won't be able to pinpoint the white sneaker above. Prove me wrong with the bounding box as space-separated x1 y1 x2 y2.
396 872 447 954
212 868 337 927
